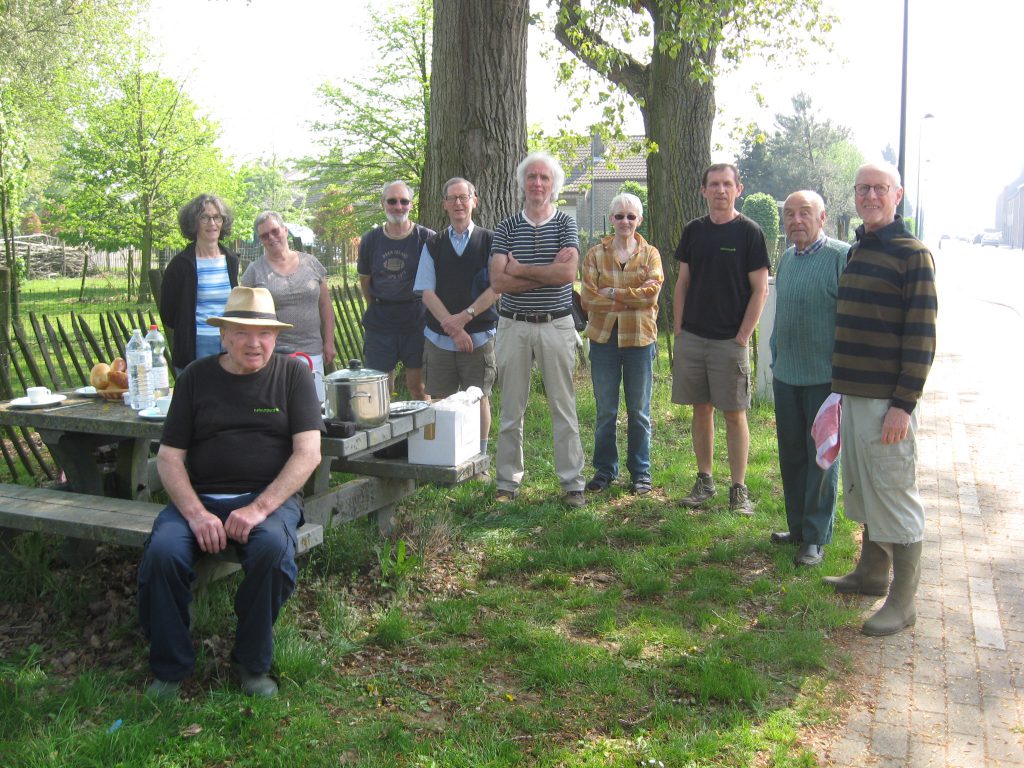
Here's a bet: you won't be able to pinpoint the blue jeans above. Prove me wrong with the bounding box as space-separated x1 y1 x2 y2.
137 493 301 681
588 331 655 482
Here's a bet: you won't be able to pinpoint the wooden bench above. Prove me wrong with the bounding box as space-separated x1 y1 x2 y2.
0 482 324 584
338 452 490 486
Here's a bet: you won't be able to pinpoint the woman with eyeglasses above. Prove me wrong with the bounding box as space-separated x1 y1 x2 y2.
160 194 240 373
580 193 664 495
241 211 334 401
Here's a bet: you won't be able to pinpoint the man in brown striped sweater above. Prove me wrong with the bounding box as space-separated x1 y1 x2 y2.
823 162 937 637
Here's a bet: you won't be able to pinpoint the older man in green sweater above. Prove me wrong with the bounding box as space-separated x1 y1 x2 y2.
769 190 849 567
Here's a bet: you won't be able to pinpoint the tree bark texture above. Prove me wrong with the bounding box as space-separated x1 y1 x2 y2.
421 0 529 231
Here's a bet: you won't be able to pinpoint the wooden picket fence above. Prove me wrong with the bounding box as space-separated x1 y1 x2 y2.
0 273 369 485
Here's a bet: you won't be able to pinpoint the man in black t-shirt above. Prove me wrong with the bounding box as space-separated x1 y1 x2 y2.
138 287 324 699
671 163 770 516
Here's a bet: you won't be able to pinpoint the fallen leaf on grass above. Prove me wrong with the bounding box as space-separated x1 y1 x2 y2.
180 723 203 738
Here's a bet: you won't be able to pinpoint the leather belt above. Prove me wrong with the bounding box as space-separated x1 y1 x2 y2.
498 307 572 323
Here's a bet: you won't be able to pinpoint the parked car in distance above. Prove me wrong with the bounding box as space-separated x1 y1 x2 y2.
981 229 1002 247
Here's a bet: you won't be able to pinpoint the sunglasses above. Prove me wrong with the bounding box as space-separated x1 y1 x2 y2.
612 213 638 221
386 198 412 206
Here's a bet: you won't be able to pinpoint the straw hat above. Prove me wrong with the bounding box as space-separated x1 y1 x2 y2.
207 286 293 328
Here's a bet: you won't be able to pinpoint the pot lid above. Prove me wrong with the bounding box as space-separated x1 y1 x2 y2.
324 358 389 383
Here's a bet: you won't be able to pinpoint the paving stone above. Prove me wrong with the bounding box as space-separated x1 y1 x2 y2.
907 739 947 767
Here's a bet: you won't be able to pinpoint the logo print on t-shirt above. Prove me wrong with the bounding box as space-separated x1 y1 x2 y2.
382 253 407 274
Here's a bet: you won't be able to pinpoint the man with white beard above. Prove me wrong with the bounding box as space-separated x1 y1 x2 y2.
357 180 435 398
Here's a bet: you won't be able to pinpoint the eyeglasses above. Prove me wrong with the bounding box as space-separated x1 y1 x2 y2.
853 184 891 197
199 214 224 224
385 197 411 206
258 226 283 241
444 194 473 203
612 213 638 221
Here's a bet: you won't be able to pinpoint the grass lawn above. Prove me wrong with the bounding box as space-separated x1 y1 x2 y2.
0 343 864 767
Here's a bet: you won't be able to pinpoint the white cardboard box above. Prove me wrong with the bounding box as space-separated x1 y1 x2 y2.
407 397 480 466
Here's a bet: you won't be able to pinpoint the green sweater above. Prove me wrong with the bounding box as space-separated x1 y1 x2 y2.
770 236 850 386
831 217 937 414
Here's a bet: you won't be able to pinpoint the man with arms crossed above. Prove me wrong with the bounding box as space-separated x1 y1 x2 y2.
414 177 499 454
490 152 586 507
823 162 937 636
671 163 770 515
358 180 434 398
769 190 849 566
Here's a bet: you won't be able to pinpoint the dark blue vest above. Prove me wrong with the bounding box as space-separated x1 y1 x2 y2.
424 227 498 335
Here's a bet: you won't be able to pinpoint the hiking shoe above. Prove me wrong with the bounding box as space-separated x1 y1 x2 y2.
729 483 754 516
563 490 586 508
495 488 518 503
145 678 181 700
585 475 612 492
232 663 278 697
679 473 716 507
771 531 797 545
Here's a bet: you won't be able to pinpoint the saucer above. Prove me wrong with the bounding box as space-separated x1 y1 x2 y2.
9 394 67 409
138 407 166 421
389 400 431 417
74 386 98 397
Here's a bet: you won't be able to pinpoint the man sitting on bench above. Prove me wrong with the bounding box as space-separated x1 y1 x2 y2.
138 286 324 699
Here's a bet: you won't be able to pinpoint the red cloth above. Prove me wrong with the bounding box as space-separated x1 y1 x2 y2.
812 393 842 469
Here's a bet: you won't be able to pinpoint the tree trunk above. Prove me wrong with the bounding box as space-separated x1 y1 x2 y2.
644 24 716 334
139 199 153 304
421 0 529 231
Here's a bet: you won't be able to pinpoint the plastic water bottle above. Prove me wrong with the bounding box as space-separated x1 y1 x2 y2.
126 329 154 411
145 324 169 397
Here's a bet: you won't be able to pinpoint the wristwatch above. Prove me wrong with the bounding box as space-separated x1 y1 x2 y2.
465 306 477 317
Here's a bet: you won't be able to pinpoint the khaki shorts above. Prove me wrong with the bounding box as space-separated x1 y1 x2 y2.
671 329 751 411
423 337 496 398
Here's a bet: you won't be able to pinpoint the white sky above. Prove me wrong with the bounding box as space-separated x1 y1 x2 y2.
147 0 1021 236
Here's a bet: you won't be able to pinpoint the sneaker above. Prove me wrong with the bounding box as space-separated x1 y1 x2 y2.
631 477 653 495
679 473 716 507
585 475 612 492
145 678 181 700
563 490 586 508
729 483 754 516
232 662 278 697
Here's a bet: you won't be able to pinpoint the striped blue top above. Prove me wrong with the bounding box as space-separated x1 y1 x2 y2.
195 256 231 338
491 210 579 313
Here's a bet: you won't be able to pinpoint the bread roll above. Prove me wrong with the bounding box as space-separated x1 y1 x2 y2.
108 370 129 389
90 363 111 390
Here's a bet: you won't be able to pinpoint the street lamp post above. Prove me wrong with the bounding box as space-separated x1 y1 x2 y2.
914 113 935 238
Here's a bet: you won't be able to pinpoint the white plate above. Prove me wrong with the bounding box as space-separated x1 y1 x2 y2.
389 400 430 417
9 394 68 409
75 386 98 397
138 407 165 421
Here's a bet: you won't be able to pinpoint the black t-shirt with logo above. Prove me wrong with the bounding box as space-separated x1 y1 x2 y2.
357 224 434 333
161 353 324 494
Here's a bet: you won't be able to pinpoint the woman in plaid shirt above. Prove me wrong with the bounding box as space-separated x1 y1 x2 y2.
580 193 664 495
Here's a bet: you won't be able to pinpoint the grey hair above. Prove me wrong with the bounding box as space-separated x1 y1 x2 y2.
609 192 643 217
254 210 286 231
178 194 233 241
515 152 565 203
442 177 477 198
858 161 902 189
381 180 414 201
784 190 826 214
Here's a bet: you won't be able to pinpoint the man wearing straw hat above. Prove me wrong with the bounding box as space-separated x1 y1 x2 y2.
138 286 324 698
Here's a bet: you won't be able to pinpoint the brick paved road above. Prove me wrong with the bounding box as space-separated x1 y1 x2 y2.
823 242 1024 767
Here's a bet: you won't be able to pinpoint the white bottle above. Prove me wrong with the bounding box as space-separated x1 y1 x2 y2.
145 324 169 397
126 329 154 411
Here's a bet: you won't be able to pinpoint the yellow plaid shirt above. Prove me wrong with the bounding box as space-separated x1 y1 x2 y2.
580 234 663 347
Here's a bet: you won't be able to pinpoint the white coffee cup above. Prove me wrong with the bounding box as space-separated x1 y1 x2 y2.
155 395 172 416
26 386 51 404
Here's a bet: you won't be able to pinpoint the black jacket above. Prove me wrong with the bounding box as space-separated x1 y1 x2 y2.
159 242 240 369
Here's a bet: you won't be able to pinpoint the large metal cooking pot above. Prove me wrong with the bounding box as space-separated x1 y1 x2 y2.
323 359 390 428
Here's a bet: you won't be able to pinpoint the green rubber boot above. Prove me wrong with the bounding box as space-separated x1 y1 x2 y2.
862 541 922 636
822 526 891 596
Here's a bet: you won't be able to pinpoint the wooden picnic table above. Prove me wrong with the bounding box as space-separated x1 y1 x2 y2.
0 392 443 537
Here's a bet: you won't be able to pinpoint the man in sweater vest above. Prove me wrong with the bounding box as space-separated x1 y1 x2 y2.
413 177 499 454
769 190 849 567
823 162 937 637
